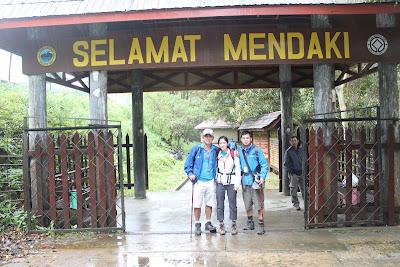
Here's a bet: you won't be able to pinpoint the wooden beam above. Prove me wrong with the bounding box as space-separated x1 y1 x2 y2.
45 76 89 93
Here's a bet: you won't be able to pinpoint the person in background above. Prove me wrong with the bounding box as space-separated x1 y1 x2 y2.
283 135 304 211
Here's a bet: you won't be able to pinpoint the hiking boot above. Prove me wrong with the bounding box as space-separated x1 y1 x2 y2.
257 221 265 235
231 223 238 235
243 220 255 230
219 223 226 235
205 221 217 233
294 203 301 211
195 223 201 236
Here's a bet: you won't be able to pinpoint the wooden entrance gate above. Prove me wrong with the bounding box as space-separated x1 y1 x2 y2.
23 123 125 231
301 107 397 228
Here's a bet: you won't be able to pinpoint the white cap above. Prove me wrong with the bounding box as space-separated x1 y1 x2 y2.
202 128 214 136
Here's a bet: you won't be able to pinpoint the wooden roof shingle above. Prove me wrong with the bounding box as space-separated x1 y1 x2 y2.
239 111 281 130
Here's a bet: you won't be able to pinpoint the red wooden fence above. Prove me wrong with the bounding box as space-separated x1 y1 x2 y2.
306 124 399 227
25 130 118 229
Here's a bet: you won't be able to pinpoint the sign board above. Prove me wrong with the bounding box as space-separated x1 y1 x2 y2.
22 25 400 74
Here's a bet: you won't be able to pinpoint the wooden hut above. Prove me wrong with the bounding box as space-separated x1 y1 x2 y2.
239 111 281 173
195 119 239 143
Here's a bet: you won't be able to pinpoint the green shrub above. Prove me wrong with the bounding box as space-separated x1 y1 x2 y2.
0 201 28 232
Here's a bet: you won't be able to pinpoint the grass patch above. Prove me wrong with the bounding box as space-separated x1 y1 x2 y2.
266 172 279 190
122 131 189 194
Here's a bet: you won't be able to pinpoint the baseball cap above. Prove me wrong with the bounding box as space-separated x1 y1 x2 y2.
202 128 214 136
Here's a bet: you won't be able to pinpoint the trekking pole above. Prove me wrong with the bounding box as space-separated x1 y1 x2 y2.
259 185 264 222
190 180 194 238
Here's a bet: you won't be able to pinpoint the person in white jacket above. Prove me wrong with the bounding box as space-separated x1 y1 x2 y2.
215 136 241 235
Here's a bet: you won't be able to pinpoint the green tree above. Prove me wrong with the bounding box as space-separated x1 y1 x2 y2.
144 92 209 147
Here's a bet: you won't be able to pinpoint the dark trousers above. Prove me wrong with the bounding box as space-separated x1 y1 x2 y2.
289 172 305 205
216 183 237 223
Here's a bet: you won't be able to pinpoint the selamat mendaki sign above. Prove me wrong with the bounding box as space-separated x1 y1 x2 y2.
22 25 399 74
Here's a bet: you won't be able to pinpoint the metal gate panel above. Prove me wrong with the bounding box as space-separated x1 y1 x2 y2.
23 121 125 231
302 107 385 228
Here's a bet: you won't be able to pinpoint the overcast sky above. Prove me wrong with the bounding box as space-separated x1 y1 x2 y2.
0 49 28 84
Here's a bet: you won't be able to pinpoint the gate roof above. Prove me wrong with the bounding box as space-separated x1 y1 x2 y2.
1 0 394 20
0 1 399 92
0 0 399 29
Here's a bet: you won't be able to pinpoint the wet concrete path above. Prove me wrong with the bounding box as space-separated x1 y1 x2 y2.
5 188 400 266
125 186 304 234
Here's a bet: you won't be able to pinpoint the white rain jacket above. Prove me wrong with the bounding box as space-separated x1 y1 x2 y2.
216 150 241 187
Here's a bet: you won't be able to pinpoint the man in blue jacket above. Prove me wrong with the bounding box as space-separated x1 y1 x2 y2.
238 131 269 235
184 128 219 236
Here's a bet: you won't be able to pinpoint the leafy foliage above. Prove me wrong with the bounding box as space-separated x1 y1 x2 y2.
144 92 208 147
344 72 379 110
201 89 281 122
0 201 28 232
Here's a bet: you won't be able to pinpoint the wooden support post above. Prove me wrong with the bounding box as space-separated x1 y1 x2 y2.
312 15 336 127
89 24 108 124
27 28 47 216
312 15 336 221
131 69 146 199
88 24 111 227
377 13 399 224
279 64 292 196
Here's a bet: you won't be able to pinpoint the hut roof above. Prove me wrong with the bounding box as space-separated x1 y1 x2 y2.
239 111 281 130
195 119 239 130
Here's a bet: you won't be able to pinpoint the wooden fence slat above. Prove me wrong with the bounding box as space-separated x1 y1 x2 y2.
106 130 117 227
33 135 44 226
73 132 83 228
317 127 325 223
87 132 97 227
57 135 61 174
359 128 367 220
60 134 70 229
373 127 380 221
387 124 395 226
345 129 352 223
308 128 316 224
330 128 338 222
22 132 31 218
47 134 57 223
97 132 107 228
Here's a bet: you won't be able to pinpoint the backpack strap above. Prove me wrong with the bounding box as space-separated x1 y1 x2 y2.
254 146 261 173
192 144 201 166
254 146 259 162
195 144 201 157
241 145 261 175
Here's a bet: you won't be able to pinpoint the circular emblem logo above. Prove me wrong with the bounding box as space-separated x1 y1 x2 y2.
367 34 388 55
37 46 56 66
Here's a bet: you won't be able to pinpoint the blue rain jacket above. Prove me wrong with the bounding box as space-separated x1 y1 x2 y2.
238 144 269 186
184 143 219 181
